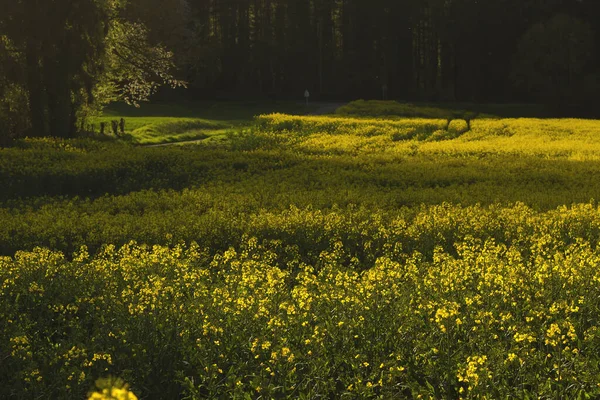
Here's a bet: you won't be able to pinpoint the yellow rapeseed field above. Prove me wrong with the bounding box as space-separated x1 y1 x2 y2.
3 113 600 398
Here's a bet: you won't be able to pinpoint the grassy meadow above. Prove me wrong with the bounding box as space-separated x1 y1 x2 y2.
90 101 316 145
3 101 600 399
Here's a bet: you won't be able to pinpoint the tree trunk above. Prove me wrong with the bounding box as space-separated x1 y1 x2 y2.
44 48 75 138
25 40 47 137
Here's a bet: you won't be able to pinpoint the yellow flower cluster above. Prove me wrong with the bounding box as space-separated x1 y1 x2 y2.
458 355 490 390
2 228 600 398
88 387 137 400
88 378 138 400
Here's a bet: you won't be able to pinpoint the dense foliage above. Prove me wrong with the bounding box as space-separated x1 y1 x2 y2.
0 0 182 140
3 114 600 255
148 0 600 108
3 112 600 398
4 206 600 398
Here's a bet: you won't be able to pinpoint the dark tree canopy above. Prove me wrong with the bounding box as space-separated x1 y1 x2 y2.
0 0 182 140
512 14 595 107
177 0 600 106
0 0 117 138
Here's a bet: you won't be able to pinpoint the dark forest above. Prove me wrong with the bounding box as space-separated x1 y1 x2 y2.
157 0 600 105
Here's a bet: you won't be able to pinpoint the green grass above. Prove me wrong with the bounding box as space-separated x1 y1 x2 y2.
91 100 318 145
93 100 546 146
127 118 229 145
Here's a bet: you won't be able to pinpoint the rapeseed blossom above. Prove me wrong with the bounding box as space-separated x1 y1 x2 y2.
6 115 600 397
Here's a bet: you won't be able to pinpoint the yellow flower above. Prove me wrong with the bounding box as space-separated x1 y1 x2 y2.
88 379 137 400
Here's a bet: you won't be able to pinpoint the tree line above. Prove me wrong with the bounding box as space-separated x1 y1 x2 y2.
2 0 600 139
161 0 599 105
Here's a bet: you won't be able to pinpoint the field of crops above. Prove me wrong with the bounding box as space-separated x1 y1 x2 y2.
3 105 600 398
